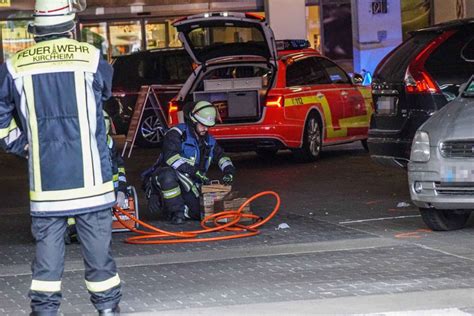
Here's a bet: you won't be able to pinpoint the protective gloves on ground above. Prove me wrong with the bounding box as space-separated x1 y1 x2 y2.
115 191 127 209
222 173 233 185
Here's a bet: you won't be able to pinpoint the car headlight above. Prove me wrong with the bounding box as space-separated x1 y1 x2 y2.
410 131 430 162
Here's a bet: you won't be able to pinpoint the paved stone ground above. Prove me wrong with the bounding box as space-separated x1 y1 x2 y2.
0 211 370 267
2 244 474 315
2 143 474 315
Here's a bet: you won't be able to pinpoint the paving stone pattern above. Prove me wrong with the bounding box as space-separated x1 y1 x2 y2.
0 212 370 266
2 245 474 315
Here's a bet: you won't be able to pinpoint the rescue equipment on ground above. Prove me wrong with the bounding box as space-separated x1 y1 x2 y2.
200 182 251 223
112 186 139 233
112 190 280 244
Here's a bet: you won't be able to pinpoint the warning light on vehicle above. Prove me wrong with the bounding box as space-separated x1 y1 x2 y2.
266 96 284 108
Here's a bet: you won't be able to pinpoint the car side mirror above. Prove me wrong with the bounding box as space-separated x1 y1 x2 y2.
352 73 364 85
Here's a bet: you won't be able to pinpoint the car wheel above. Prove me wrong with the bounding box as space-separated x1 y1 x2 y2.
255 148 278 159
419 208 471 231
293 114 322 162
135 110 166 148
361 139 369 152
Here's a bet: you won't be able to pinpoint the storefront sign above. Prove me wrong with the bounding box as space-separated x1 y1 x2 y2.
0 0 11 7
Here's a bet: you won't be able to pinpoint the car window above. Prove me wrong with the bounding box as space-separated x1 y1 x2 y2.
461 38 474 62
318 58 351 84
425 27 474 98
286 57 331 87
112 50 192 89
374 32 437 82
175 53 193 82
112 54 141 88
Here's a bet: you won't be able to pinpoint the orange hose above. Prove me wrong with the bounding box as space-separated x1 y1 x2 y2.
112 191 280 244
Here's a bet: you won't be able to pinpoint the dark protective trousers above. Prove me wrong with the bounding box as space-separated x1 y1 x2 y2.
155 166 201 220
29 209 121 315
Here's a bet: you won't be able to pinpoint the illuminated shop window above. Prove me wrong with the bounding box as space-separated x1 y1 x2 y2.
109 21 142 57
306 5 321 51
0 20 35 62
401 0 431 40
167 19 182 48
80 22 108 59
145 22 166 49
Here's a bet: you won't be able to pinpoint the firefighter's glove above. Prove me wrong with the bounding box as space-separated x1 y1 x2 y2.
115 191 127 209
222 173 233 186
194 170 210 185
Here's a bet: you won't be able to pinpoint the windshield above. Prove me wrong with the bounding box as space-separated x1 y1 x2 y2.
462 79 474 97
374 32 437 82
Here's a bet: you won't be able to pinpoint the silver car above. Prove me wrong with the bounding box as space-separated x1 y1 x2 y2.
408 76 474 231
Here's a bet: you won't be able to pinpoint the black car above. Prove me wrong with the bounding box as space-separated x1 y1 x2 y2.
368 18 474 168
104 47 193 147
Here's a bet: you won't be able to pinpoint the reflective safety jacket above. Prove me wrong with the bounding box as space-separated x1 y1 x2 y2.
162 123 235 190
0 37 115 216
108 135 127 193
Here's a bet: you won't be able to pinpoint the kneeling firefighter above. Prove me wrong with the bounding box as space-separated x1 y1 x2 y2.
146 101 235 224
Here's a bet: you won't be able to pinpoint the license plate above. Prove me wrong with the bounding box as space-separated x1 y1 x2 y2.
440 164 474 182
376 96 396 115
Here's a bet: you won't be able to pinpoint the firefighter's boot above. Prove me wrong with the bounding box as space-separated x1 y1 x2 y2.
98 305 120 316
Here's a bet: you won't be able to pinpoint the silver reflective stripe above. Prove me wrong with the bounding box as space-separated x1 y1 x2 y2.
176 172 193 192
0 125 21 146
166 153 180 165
220 160 233 171
23 75 41 192
118 176 127 182
31 191 115 213
167 126 183 135
31 280 61 292
191 184 200 198
85 274 120 293
162 186 181 199
171 158 187 169
218 157 233 171
5 128 21 145
82 71 104 185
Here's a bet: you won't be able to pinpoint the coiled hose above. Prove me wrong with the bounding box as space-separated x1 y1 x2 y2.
112 191 280 244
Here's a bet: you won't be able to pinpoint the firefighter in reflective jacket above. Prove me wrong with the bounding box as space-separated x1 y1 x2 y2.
149 101 235 225
0 1 121 315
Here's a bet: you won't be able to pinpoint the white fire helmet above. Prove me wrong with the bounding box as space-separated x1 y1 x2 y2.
28 0 87 36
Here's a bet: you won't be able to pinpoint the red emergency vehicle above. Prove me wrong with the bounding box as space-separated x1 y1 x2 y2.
168 12 373 161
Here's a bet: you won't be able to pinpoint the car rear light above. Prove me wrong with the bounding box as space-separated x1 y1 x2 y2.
112 92 126 98
266 95 284 108
404 69 440 94
245 12 265 21
168 100 179 125
404 30 456 94
168 100 179 113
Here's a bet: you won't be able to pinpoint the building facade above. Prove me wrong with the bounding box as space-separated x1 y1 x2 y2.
0 0 472 73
